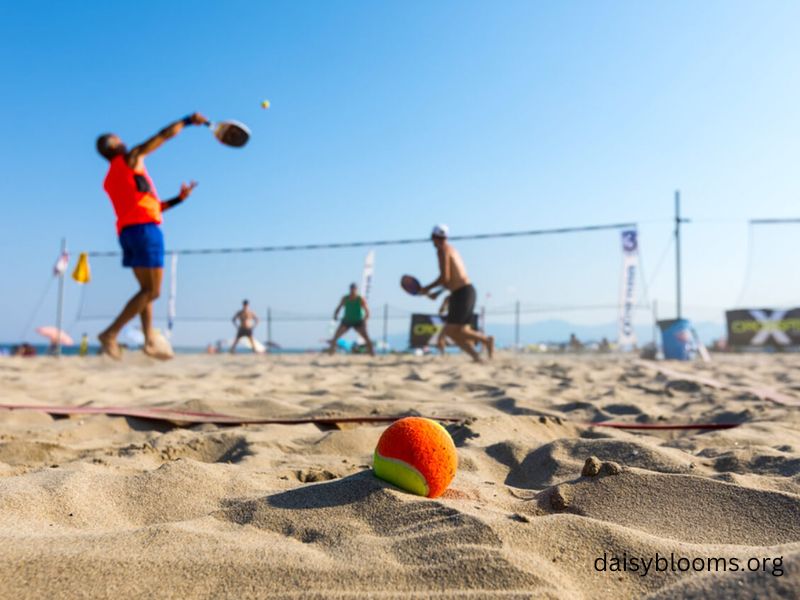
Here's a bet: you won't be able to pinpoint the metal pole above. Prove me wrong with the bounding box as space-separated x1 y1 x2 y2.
514 300 520 350
266 307 272 351
55 238 66 357
382 303 388 352
675 190 682 319
652 299 658 347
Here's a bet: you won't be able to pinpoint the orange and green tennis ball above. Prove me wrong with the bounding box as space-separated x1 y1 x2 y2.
373 417 457 498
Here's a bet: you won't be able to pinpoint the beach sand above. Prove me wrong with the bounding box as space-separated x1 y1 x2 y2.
0 353 798 598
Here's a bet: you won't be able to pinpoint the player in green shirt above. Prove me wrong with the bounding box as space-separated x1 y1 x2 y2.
327 283 375 356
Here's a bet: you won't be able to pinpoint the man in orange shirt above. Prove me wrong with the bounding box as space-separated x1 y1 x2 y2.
95 113 207 359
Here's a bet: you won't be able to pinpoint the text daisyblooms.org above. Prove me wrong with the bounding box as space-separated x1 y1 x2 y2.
594 552 783 577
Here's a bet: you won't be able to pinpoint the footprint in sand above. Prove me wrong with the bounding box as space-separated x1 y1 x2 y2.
219 472 545 592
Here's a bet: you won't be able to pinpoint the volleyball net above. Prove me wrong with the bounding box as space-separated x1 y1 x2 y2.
47 221 657 351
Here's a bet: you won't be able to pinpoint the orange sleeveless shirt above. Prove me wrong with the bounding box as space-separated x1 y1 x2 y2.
103 155 162 234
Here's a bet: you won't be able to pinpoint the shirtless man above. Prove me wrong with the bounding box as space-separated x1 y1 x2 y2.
419 225 494 362
231 300 260 353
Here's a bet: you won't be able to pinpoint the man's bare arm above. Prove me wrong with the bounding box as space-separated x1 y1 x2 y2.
421 249 448 294
439 248 451 284
422 276 442 290
333 298 345 320
161 181 198 212
126 113 207 168
360 297 370 320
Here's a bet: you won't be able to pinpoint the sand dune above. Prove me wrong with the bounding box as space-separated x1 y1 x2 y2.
0 353 798 598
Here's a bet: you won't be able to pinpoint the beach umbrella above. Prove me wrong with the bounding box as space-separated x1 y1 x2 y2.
35 326 74 346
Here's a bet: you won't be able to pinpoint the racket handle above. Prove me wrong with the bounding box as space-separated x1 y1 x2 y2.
183 114 212 127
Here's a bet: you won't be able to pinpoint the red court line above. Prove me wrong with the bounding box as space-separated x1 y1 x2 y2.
0 403 744 430
588 422 740 431
0 403 464 425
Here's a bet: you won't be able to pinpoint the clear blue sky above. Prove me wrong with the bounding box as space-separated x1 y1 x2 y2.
1 1 799 347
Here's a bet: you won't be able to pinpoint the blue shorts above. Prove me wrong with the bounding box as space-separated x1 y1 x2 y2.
119 223 164 268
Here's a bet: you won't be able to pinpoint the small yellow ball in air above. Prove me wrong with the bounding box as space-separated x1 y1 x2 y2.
261 100 270 109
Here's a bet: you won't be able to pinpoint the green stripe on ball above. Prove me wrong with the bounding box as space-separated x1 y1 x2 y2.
373 451 429 496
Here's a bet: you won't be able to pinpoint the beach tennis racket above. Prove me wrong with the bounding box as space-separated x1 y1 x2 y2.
401 274 445 299
205 120 251 147
401 275 422 295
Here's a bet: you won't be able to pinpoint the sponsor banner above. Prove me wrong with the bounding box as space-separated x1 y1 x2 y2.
409 313 479 349
726 308 800 348
618 229 638 346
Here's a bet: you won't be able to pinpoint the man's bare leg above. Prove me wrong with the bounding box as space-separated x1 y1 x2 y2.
461 326 495 359
141 300 167 359
444 324 482 362
230 336 241 354
327 324 349 355
354 324 375 356
99 267 162 360
248 335 258 353
135 269 171 360
140 301 153 343
436 332 447 355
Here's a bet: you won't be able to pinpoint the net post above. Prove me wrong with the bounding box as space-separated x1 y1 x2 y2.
514 300 520 351
652 299 659 348
55 238 66 358
266 307 272 352
675 190 682 319
382 303 388 353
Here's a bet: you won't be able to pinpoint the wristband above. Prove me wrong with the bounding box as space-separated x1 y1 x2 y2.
162 197 184 209
181 115 194 126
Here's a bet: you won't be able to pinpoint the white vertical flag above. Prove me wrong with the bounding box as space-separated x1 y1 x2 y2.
53 251 69 276
618 230 639 347
167 252 178 338
361 250 375 301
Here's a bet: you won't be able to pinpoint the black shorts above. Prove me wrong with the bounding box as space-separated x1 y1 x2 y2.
341 320 365 329
237 327 254 338
447 284 476 325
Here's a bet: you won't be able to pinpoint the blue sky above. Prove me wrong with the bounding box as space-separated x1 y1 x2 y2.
1 1 799 347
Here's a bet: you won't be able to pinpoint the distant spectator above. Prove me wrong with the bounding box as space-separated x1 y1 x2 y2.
568 333 584 352
79 334 90 357
13 343 37 357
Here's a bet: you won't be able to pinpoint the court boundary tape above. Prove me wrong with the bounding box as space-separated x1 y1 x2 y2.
0 403 743 430
0 404 463 426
